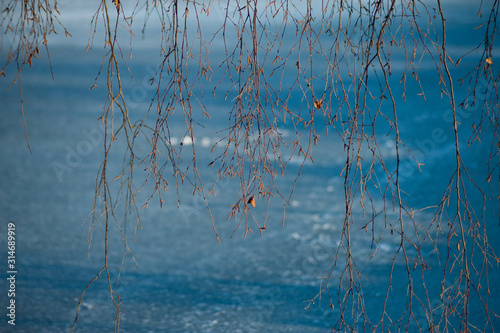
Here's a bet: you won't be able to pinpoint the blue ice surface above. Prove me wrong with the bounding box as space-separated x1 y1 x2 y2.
0 1 499 332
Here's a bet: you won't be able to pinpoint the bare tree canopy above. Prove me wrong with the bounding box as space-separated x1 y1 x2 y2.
1 0 499 332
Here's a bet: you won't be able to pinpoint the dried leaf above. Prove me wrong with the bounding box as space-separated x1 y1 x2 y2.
314 99 323 109
247 195 256 208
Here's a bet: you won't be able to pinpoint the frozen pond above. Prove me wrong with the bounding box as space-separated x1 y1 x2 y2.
0 1 499 332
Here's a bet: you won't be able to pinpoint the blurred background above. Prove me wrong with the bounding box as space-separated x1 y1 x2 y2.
0 1 499 332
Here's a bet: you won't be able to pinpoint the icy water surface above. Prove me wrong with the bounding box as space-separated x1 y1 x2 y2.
1 1 500 332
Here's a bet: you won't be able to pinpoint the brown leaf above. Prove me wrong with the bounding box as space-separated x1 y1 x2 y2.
314 99 323 109
247 195 256 208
